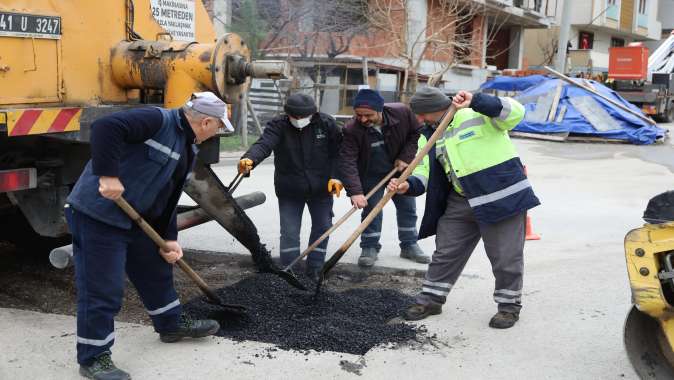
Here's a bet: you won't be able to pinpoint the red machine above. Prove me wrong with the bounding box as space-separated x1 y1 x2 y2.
608 43 674 122
608 45 649 81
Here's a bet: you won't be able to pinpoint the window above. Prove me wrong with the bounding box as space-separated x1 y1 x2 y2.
611 37 625 47
578 31 594 50
638 0 647 14
606 0 620 20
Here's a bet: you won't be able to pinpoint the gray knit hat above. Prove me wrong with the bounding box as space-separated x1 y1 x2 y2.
409 87 452 114
284 93 317 118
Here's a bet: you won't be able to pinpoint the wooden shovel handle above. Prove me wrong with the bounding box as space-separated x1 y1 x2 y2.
287 167 399 269
114 197 218 301
334 105 458 257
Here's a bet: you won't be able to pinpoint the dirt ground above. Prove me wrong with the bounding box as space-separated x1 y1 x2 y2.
0 244 424 326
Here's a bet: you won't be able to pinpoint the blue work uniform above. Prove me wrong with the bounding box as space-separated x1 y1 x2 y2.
66 107 196 365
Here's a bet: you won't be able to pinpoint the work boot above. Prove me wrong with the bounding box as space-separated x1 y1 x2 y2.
305 265 322 283
400 243 431 264
79 351 131 380
159 315 220 343
358 247 378 267
403 302 442 321
488 311 520 329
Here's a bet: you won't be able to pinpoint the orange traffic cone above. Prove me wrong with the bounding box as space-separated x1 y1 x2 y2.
525 213 540 241
522 164 540 241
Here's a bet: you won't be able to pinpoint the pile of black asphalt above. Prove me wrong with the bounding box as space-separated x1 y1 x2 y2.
183 273 422 355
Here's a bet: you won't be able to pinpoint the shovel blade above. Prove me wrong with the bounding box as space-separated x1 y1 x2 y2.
274 268 307 291
205 298 248 317
314 248 347 297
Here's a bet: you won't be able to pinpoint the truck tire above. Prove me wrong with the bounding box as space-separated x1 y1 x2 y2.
665 103 674 123
0 207 70 255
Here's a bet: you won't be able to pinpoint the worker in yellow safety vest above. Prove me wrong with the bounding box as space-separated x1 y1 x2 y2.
388 87 540 328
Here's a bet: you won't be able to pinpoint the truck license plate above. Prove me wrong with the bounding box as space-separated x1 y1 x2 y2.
0 11 61 39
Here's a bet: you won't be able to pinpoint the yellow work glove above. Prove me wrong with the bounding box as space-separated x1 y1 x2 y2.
238 158 253 175
327 179 343 197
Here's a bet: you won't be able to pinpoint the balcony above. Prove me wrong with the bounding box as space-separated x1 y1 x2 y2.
485 0 552 28
513 0 544 15
568 49 610 72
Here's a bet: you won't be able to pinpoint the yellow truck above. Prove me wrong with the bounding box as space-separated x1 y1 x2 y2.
0 0 284 256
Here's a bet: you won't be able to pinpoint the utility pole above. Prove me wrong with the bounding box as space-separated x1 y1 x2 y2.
555 0 573 73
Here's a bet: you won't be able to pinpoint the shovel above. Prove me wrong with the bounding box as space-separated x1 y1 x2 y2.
227 172 247 195
315 105 458 296
225 172 306 290
189 164 305 291
114 196 247 317
281 167 398 277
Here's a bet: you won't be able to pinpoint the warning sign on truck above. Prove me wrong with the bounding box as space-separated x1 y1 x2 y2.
150 0 195 41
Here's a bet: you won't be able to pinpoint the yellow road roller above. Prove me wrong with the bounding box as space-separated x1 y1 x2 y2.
624 190 674 378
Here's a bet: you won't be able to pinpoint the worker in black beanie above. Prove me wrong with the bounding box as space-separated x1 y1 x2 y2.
239 93 342 281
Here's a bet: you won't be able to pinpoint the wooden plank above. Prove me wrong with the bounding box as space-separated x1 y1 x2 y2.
543 66 657 126
569 96 621 132
547 82 563 122
250 88 283 94
526 91 555 123
248 92 281 100
565 136 629 144
555 105 567 123
247 97 264 135
362 57 369 85
510 131 569 142
249 99 283 107
249 100 284 108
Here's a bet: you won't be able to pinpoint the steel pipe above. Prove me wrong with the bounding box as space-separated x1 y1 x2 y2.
49 191 266 269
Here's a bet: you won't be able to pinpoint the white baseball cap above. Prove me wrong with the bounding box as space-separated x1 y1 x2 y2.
186 92 234 132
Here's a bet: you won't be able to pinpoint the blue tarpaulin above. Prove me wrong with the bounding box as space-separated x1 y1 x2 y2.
480 75 548 92
480 76 667 145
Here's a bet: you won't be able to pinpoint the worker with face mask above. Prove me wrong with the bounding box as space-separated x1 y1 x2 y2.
238 93 342 281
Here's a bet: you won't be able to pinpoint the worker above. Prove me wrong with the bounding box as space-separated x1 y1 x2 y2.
238 93 342 281
65 92 228 380
340 89 430 267
387 87 540 329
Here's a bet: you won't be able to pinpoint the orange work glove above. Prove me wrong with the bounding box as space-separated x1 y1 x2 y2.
238 158 253 175
327 179 343 197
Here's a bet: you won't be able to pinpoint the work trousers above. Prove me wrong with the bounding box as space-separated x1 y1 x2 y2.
65 206 181 365
277 195 333 270
418 191 526 313
360 175 418 250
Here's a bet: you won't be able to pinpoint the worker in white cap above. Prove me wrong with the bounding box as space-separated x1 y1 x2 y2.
65 92 230 380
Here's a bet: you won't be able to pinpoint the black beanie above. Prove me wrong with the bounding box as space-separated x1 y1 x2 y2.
284 93 317 118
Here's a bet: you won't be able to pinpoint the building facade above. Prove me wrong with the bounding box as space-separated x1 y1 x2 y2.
373 0 556 91
523 0 663 74
258 0 556 92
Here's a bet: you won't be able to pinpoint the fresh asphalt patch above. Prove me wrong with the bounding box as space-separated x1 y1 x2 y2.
183 272 426 355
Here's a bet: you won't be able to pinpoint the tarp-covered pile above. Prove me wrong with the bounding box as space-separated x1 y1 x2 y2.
480 76 667 145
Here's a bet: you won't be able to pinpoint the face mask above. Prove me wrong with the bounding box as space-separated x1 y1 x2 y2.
290 117 311 129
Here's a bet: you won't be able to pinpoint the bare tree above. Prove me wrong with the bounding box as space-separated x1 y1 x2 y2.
366 0 481 97
536 33 559 66
255 0 369 59
366 0 512 97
